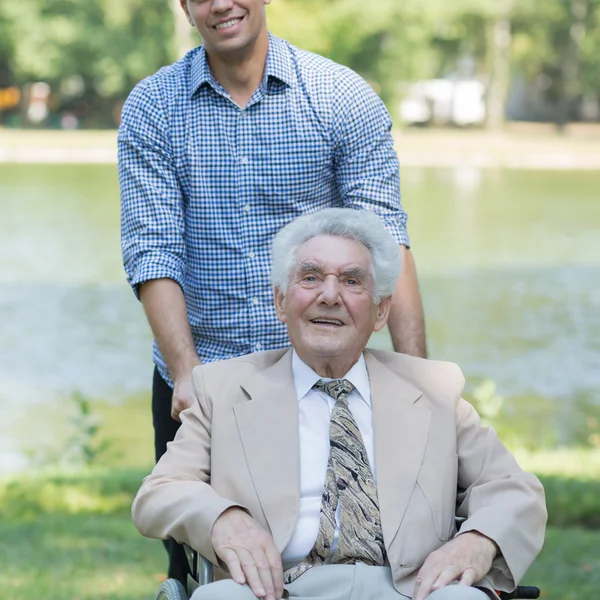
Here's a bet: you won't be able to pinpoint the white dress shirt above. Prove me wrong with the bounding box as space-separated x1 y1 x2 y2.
281 351 377 563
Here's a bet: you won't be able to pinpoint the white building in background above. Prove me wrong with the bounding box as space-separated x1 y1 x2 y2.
399 78 487 127
400 74 600 127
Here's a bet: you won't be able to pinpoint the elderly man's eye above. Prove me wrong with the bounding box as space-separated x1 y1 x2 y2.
346 279 358 285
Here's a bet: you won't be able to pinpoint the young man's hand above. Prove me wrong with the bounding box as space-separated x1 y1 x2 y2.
171 365 200 421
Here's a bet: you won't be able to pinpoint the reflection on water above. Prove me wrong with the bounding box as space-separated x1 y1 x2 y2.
1 164 599 471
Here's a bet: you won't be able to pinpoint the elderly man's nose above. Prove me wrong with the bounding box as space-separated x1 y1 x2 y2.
318 277 341 304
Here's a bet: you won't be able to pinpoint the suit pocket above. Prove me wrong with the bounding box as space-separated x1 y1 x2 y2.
416 455 458 541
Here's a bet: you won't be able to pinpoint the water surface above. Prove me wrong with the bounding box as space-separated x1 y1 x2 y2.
1 164 599 471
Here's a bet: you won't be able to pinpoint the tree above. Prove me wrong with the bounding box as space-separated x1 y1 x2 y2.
1 0 176 125
557 0 590 128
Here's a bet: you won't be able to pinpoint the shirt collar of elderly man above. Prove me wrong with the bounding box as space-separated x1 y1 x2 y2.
132 208 547 600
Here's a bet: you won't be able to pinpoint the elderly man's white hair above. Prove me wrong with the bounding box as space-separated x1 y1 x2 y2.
271 208 402 303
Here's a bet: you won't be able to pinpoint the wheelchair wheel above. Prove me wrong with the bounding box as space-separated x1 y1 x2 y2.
156 578 188 600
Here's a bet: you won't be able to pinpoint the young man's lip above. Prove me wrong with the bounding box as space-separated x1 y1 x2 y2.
213 16 244 30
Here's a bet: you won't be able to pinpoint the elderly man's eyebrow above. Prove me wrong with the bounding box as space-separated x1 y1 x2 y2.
341 267 368 279
297 261 324 274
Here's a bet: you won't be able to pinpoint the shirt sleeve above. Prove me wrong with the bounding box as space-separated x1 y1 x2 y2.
331 68 409 247
118 78 187 300
454 396 547 591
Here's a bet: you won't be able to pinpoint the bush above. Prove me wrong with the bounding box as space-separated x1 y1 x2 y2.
540 475 600 529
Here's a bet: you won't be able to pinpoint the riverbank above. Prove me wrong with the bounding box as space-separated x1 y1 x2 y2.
1 124 600 168
2 456 600 600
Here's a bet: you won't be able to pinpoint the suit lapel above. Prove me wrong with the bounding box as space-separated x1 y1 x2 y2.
365 351 431 548
234 349 300 551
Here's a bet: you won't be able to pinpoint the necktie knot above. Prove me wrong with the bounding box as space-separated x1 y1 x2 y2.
314 378 354 402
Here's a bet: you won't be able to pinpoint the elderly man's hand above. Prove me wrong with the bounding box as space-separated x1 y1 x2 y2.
211 507 283 600
413 531 498 600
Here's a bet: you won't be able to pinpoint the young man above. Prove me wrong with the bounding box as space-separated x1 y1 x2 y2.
119 0 426 582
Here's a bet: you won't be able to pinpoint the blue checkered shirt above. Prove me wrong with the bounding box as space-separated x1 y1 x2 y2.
119 34 409 386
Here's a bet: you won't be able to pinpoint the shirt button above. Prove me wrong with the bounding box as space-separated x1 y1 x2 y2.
248 251 255 259
255 342 263 351
241 156 248 165
252 297 259 306
244 204 251 212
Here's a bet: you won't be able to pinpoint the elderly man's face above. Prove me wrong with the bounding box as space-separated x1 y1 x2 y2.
274 235 392 370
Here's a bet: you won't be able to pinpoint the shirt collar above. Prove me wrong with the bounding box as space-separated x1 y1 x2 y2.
189 33 293 98
292 350 372 409
263 33 294 88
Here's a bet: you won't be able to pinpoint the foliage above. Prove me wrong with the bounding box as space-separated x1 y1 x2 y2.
26 391 117 468
540 474 600 528
65 391 116 466
0 0 175 126
1 0 599 125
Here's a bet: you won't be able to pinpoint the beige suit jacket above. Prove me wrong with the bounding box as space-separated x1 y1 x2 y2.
132 349 547 598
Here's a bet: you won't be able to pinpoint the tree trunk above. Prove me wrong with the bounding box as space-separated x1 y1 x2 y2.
172 0 195 59
486 9 512 130
556 0 588 131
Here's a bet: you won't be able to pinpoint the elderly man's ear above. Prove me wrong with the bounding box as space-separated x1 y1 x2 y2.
373 295 393 332
274 287 287 324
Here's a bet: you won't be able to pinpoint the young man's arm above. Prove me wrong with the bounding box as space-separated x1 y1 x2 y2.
331 69 427 357
388 246 427 358
139 279 202 420
119 80 201 414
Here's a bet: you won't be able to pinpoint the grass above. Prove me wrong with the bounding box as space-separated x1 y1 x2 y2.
0 468 164 600
1 459 600 600
526 527 600 600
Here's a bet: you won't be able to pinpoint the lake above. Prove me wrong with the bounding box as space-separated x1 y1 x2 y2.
1 163 599 472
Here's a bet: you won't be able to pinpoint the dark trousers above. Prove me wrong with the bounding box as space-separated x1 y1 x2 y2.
152 367 191 586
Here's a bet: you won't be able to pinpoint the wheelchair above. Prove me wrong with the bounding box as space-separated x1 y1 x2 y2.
155 544 540 600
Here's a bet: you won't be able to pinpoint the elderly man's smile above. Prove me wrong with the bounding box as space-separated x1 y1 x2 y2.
309 318 345 328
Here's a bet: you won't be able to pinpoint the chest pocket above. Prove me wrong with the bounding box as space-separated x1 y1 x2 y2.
416 455 458 541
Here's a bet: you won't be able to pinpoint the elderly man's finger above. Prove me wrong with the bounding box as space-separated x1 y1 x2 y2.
254 553 276 600
238 548 267 598
219 548 246 585
431 565 462 590
459 567 479 587
265 542 284 599
413 571 440 600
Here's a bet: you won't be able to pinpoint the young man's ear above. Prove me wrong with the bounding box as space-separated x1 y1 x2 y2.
179 0 194 26
273 287 287 324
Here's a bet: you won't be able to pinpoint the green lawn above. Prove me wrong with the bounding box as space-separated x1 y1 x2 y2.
1 464 598 600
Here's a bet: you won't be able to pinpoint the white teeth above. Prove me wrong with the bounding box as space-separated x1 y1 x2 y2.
215 18 241 30
312 319 342 325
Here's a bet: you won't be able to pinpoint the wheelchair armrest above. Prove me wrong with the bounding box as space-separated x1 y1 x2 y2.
499 586 540 599
182 544 214 586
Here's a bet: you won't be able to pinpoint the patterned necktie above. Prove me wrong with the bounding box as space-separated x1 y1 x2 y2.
284 378 386 583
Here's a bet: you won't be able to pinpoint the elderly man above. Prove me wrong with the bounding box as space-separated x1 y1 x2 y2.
132 209 546 600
